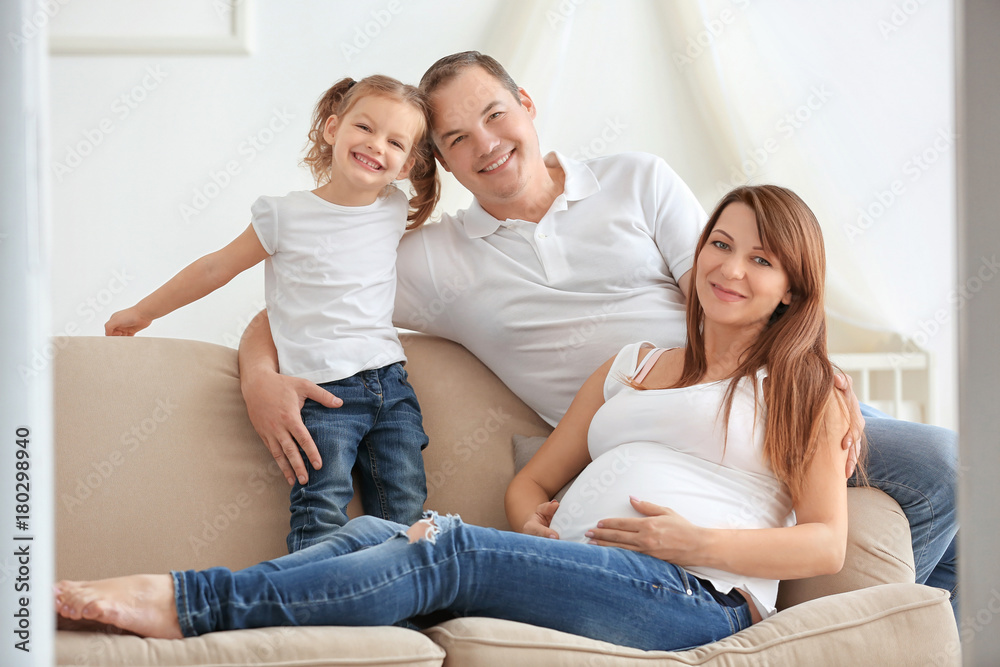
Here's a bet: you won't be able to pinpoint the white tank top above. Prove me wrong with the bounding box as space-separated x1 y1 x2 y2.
549 342 795 618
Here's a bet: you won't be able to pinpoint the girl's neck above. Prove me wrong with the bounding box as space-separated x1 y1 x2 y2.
312 178 382 207
700 320 765 381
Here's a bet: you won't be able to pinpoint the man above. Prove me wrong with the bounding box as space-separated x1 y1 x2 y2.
238 52 957 616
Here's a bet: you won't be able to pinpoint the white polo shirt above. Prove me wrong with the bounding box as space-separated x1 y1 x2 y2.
395 152 706 425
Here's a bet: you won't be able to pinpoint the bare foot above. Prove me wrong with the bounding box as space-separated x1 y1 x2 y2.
54 575 183 639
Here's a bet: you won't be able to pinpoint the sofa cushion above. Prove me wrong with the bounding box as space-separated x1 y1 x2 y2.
56 626 445 667
423 584 957 666
777 486 915 609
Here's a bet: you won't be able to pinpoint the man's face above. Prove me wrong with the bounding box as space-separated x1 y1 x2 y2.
428 66 543 207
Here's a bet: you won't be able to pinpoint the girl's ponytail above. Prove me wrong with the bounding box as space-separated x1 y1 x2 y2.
303 78 356 185
404 138 439 229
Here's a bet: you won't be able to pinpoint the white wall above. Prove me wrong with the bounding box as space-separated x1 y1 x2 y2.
46 0 957 426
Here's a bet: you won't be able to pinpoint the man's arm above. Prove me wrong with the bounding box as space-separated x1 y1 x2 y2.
238 310 341 485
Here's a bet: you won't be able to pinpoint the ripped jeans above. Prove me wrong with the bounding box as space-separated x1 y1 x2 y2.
173 513 752 652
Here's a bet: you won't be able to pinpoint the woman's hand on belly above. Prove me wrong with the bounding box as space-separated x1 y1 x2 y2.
585 496 705 566
521 500 561 539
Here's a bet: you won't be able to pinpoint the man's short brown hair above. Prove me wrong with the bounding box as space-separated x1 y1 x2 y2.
419 51 520 101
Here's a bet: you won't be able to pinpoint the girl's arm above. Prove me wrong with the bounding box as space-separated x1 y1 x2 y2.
105 224 269 336
504 355 614 538
588 390 851 579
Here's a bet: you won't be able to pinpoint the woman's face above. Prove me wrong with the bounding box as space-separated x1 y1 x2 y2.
696 202 792 331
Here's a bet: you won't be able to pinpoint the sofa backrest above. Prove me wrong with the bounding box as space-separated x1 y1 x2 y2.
53 334 915 611
53 334 550 579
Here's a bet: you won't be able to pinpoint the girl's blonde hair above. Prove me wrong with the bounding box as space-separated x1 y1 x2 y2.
303 75 439 229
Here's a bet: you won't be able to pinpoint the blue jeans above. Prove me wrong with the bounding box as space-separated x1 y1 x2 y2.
174 514 753 651
289 363 428 553
853 404 958 619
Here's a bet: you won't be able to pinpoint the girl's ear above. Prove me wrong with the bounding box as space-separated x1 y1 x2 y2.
396 154 417 181
322 115 339 145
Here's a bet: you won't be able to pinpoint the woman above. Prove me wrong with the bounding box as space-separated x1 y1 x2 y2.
55 185 860 652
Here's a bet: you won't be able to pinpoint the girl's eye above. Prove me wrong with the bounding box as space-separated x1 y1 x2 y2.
390 140 404 149
357 124 371 132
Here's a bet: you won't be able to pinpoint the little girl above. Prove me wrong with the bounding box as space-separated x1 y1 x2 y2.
105 75 440 553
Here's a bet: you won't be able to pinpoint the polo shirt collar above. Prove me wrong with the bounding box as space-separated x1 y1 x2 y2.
461 151 602 239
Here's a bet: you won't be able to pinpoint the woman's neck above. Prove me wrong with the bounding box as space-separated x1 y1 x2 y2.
700 321 765 381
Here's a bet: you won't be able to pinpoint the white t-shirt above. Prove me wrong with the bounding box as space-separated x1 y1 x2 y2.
395 151 705 426
251 188 408 384
551 342 795 619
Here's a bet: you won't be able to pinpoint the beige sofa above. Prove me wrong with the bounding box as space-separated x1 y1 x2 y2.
54 335 959 666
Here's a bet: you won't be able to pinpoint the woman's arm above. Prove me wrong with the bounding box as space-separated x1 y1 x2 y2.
105 224 269 335
588 390 851 579
505 355 614 537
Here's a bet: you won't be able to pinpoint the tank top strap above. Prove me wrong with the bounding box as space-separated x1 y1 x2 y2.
633 347 668 384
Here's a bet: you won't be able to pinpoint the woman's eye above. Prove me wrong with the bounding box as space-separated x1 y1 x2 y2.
451 135 465 147
712 240 730 250
754 257 772 267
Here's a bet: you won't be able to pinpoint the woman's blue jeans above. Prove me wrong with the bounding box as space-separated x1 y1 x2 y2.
173 514 752 652
854 404 959 619
290 363 429 553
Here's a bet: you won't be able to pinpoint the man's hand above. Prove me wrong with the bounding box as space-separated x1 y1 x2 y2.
833 373 865 478
241 367 342 486
586 497 703 565
521 500 561 539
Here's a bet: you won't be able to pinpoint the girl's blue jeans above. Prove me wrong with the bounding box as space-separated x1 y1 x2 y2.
173 514 753 652
289 363 428 553
854 404 959 620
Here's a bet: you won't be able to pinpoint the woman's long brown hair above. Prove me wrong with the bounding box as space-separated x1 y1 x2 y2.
674 185 862 501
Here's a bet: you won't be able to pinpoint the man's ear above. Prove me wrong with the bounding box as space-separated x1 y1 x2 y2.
432 146 451 173
322 114 339 145
517 87 537 120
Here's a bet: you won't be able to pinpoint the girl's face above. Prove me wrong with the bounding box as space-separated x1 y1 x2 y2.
696 202 792 331
322 95 425 202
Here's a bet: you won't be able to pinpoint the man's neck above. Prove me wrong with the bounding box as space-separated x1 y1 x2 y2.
478 160 566 224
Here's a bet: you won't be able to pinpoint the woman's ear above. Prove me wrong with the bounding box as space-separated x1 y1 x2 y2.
322 115 339 145
781 288 793 305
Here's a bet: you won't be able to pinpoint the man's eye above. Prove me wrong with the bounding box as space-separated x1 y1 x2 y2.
451 135 465 147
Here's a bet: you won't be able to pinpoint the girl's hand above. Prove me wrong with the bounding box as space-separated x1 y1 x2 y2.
586 496 704 565
105 307 152 336
521 500 561 539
